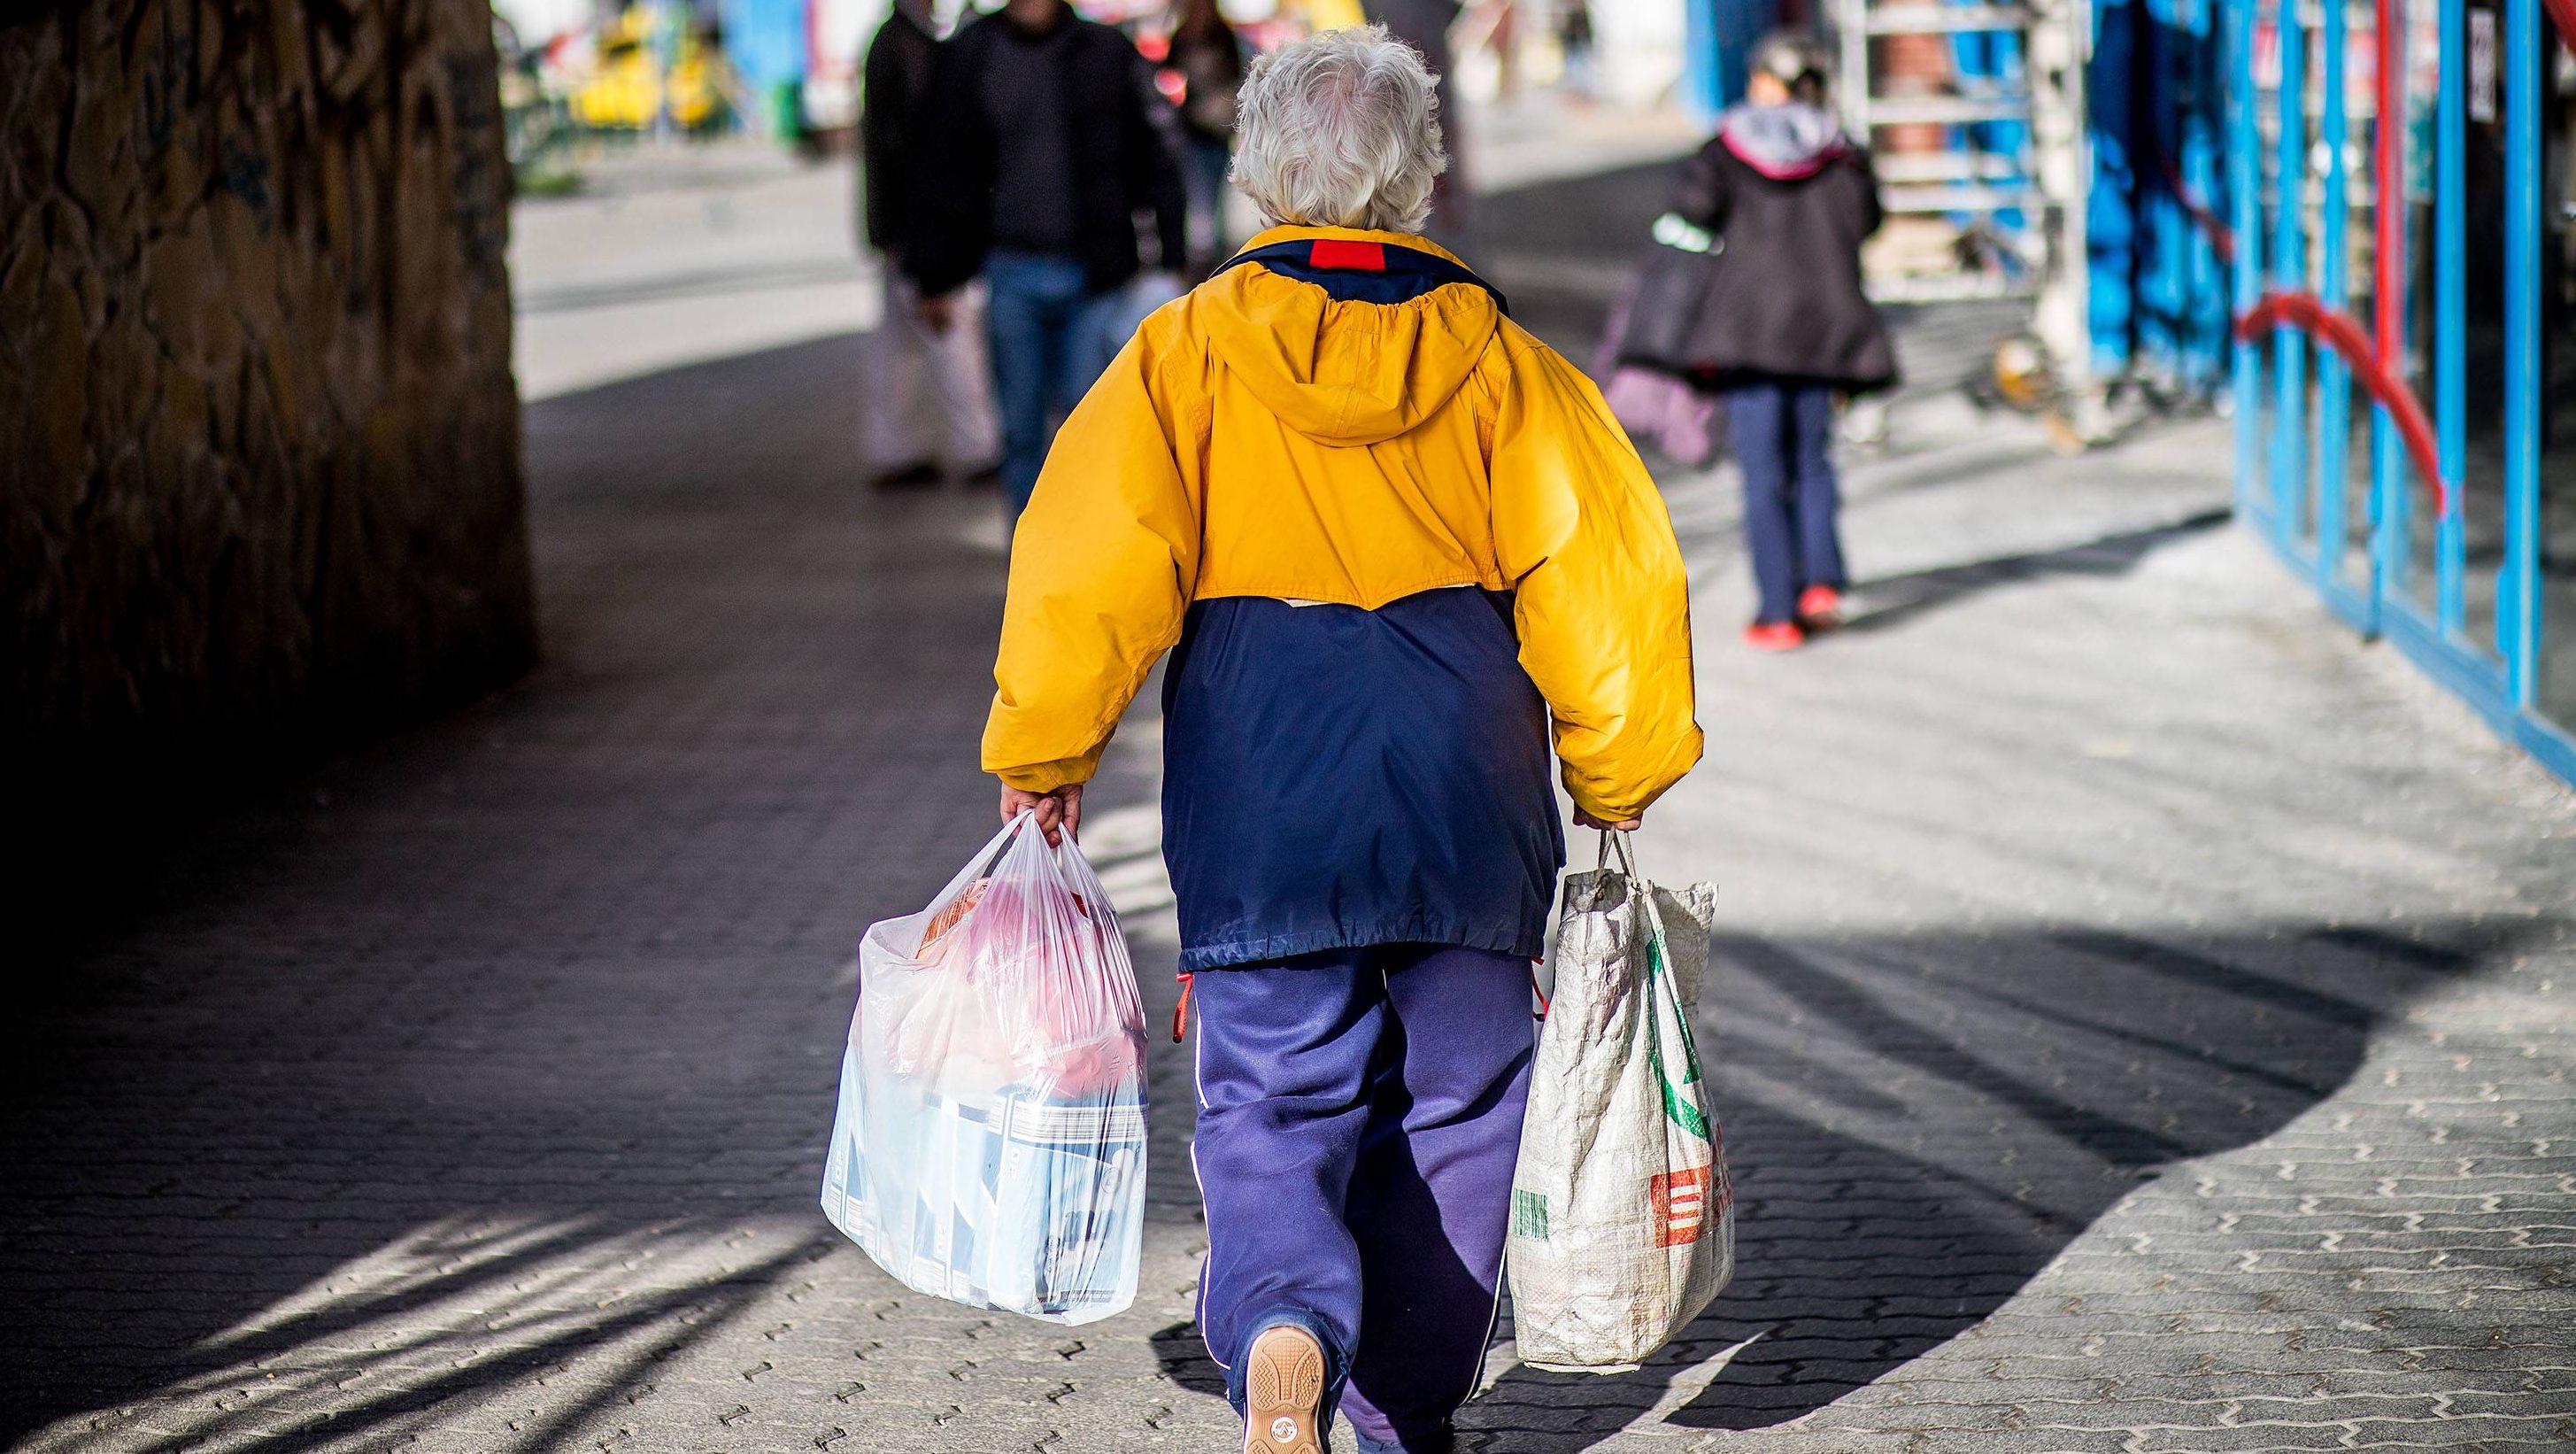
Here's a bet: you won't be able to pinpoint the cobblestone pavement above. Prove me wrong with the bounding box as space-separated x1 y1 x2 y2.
8 151 2576 1454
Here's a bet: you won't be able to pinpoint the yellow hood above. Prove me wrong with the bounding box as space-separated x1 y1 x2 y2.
1198 227 1502 446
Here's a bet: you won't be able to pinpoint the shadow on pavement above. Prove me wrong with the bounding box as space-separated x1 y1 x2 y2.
0 326 1034 1450
1464 918 2499 1448
1840 510 2231 636
0 210 2496 1454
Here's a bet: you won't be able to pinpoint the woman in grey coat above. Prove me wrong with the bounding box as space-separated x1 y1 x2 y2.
1671 34 1894 650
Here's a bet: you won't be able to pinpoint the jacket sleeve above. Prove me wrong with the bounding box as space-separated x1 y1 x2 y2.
903 31 994 298
858 27 903 251
1672 138 1735 234
1487 329 1704 823
982 324 1203 791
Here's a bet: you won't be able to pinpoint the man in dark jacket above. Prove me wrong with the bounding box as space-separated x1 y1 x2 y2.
859 0 999 489
905 0 1189 518
1673 33 1894 650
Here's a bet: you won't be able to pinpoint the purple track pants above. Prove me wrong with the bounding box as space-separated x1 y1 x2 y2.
1189 943 1536 1453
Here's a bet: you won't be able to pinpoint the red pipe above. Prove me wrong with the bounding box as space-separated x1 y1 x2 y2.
2235 290 2450 514
2546 0 2576 54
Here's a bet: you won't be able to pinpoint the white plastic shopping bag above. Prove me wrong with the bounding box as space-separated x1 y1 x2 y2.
1508 831 1731 1371
821 815 1149 1324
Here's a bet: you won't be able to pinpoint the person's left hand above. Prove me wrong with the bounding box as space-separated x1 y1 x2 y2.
1574 808 1642 832
1000 782 1084 845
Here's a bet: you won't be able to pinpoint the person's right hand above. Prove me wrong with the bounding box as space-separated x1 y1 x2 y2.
919 291 959 334
1575 808 1642 832
1000 782 1084 846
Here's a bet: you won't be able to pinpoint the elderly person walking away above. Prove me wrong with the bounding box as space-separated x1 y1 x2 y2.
981 27 1701 1454
1673 33 1893 650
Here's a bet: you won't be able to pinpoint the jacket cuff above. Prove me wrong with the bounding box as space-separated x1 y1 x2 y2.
988 753 1102 794
1567 785 1635 824
1565 725 1705 824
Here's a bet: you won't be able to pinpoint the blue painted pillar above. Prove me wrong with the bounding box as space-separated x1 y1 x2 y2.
2228 0 2264 518
2178 0 2226 387
2434 0 2465 634
2269 0 2306 531
2089 0 2140 376
2501 0 2541 696
2316 0 2350 578
1687 0 1777 120
721 0 810 135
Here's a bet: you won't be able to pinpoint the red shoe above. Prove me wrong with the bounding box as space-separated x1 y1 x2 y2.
1742 621 1805 652
1796 585 1845 630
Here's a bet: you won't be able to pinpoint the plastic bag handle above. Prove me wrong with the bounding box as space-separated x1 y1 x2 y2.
981 810 1037 873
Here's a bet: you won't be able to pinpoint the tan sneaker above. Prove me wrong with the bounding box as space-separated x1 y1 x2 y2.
1242 1324 1327 1454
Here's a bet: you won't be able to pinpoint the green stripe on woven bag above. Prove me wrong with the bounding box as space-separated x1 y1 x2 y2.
1511 1187 1550 1240
1641 929 1710 1141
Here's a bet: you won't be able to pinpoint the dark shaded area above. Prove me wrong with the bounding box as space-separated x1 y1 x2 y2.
0 330 1077 1447
2 2 535 885
1840 509 2230 634
1458 917 2500 1448
1152 1319 1230 1399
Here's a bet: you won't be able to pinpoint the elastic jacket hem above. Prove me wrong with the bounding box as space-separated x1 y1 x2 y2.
1179 921 1546 973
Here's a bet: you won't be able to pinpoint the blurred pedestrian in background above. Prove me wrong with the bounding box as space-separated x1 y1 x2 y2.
1671 32 1893 651
1554 0 1596 101
1165 0 1246 273
1364 0 1473 249
859 0 1001 490
904 0 1189 521
981 27 1700 1454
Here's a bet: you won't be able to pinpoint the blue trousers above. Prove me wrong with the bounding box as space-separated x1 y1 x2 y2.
1191 944 1535 1453
983 251 1124 519
1727 381 1847 623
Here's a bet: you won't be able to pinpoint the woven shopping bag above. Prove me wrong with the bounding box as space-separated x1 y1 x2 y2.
1507 831 1731 1371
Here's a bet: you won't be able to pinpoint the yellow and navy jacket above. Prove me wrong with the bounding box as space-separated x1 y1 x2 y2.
984 226 1702 969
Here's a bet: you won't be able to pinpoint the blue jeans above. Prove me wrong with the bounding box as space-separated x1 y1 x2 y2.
1183 131 1233 267
983 251 1126 518
1191 944 1534 1453
1728 381 1847 623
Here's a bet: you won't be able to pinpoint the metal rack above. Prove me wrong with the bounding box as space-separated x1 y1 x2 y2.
1830 0 2093 380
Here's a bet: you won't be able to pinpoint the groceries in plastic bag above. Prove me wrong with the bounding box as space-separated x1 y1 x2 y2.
1508 831 1731 1371
821 814 1149 1324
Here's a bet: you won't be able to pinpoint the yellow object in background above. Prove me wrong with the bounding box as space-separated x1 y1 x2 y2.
568 6 726 133
1289 0 1370 30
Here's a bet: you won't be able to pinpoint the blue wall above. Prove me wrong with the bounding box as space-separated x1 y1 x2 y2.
724 0 810 131
2086 0 2233 386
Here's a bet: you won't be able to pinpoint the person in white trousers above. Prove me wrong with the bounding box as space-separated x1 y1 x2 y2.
862 268 999 488
860 0 1000 488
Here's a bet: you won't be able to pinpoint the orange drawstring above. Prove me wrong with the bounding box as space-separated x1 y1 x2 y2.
1172 971 1195 1043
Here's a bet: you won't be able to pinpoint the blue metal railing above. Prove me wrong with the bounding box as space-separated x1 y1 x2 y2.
2225 0 2574 786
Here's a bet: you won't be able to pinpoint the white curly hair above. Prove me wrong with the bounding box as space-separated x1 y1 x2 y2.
1230 25 1449 235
